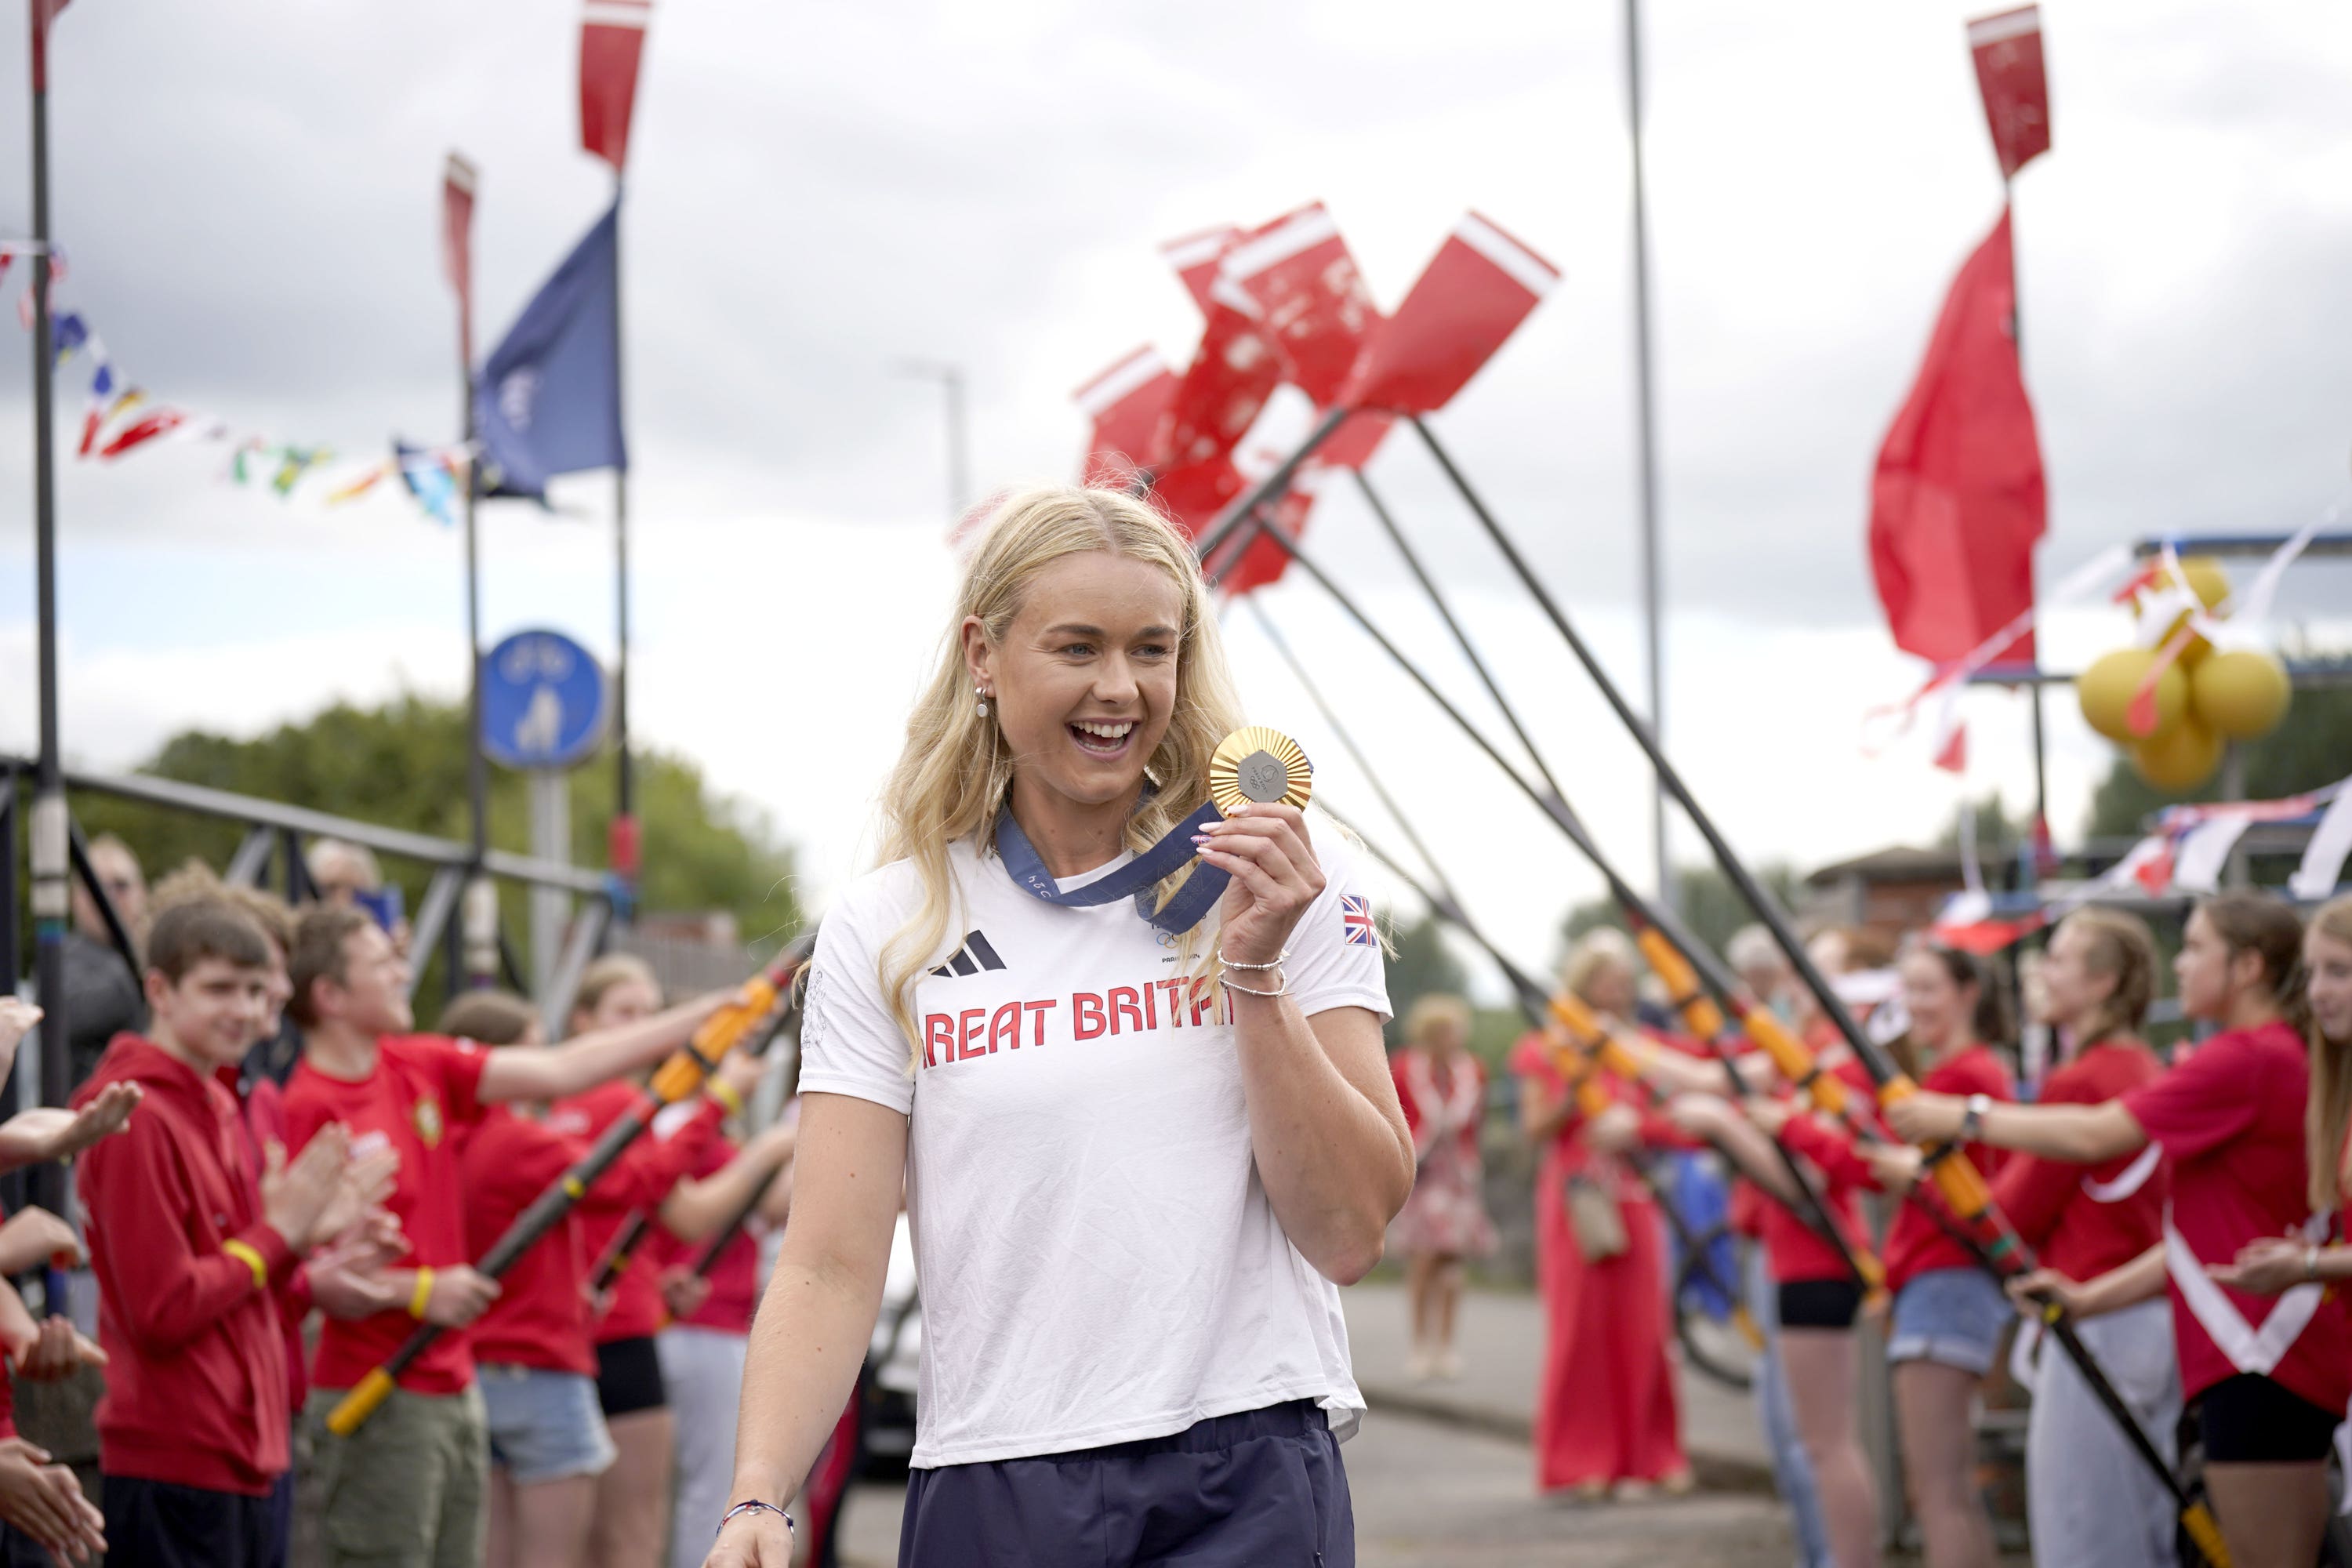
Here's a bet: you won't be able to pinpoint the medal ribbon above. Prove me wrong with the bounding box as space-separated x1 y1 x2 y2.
994 799 1230 935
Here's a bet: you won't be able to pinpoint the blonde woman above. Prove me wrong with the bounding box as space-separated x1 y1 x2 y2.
1991 909 2176 1568
1388 993 1497 1381
707 488 1410 1568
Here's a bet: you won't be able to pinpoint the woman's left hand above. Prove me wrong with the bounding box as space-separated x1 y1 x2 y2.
2207 1236 2312 1297
1196 804 1325 970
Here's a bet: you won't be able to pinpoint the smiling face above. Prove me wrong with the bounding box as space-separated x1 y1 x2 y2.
2307 927 2352 1047
1898 948 1973 1056
324 920 415 1036
965 550 1184 821
148 956 273 1073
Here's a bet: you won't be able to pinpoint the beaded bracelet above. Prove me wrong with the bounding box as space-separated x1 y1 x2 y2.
1216 944 1289 972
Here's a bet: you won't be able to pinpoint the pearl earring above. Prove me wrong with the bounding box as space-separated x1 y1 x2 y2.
975 684 989 719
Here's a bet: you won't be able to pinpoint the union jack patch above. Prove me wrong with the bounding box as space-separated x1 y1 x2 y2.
1341 895 1375 946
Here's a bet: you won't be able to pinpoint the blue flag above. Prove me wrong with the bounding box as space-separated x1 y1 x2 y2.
473 202 626 497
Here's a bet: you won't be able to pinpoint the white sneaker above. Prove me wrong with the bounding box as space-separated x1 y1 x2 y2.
1406 1345 1436 1381
1435 1346 1463 1380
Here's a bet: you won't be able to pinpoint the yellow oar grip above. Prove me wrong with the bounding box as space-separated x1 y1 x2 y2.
327 1368 396 1437
2182 1503 2231 1568
1632 928 1728 1037
1548 991 1602 1043
649 975 783 1103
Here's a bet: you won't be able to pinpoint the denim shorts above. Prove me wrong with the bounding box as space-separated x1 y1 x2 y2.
1887 1266 2013 1375
478 1363 617 1486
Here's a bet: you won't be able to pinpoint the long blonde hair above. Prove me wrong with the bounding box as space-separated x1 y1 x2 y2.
872 485 1243 1063
2303 895 2352 1214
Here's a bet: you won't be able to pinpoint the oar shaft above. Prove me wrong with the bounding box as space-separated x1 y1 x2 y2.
325 938 814 1437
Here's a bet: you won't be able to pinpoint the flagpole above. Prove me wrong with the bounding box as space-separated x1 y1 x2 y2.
25 0 74 1261
1623 0 1671 910
2005 178 2052 867
610 180 636 918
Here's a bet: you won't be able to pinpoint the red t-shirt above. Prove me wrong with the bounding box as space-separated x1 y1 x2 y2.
285 1035 490 1395
1995 1041 2166 1283
550 1082 724 1345
1883 1044 2013 1292
2123 1020 2351 1411
1761 1054 1878 1287
646 1138 763 1336
461 1106 598 1377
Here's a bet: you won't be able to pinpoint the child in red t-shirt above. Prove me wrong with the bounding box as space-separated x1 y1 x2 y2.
282 908 728 1568
76 901 394 1568
1889 894 2339 1568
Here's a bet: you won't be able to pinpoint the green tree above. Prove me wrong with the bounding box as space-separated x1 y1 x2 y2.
1558 861 1800 970
62 691 803 964
1381 911 1468 1047
2084 670 2352 840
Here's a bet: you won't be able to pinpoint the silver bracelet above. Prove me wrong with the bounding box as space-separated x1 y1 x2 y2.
1216 944 1290 971
1222 969 1289 999
717 1501 794 1537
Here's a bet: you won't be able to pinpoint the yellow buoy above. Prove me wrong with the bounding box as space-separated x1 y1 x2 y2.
2131 716 2223 792
2188 648 2291 740
2078 648 2187 742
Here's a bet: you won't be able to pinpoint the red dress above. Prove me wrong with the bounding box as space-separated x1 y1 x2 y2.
1509 1030 1687 1492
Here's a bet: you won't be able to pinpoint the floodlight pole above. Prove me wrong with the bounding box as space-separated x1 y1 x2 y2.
898 360 971 523
1624 0 1671 909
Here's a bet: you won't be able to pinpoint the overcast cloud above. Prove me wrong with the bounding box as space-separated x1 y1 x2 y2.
0 0 2347 983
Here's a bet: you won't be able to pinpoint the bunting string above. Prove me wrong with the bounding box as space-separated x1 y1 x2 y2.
0 238 474 525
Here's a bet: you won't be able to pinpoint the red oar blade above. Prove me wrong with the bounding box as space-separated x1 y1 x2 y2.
1073 344 1178 487
1343 211 1558 415
1218 201 1382 410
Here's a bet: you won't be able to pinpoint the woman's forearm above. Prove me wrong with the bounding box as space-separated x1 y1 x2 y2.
727 1257 884 1519
2074 1243 2166 1316
1982 1101 2146 1164
1231 996 1411 1284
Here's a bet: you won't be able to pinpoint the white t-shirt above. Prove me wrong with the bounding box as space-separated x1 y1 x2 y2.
798 814 1390 1468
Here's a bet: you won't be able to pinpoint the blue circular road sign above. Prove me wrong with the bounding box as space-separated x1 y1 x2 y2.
481 629 608 770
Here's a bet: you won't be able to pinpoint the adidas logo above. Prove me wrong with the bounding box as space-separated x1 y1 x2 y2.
930 930 1007 978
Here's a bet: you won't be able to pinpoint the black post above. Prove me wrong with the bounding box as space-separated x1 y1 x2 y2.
27 9 73 1265
612 183 634 904
1623 0 1671 909
463 376 487 870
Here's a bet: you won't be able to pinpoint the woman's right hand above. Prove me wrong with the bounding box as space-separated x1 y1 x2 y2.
2005 1267 2089 1318
704 1505 793 1567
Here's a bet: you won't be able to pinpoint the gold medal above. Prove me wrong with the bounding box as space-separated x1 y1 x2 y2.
1210 726 1313 815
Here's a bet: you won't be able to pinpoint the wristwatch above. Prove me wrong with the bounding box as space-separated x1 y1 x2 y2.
1958 1093 1992 1143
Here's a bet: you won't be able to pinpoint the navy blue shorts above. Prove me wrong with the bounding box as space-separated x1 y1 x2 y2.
898 1399 1354 1567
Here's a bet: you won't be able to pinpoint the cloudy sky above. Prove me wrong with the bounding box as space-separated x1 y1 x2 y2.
0 0 2347 989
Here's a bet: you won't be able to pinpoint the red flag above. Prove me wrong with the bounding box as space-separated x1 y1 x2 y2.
1968 6 2050 180
580 0 652 172
1868 211 2045 665
1341 212 1557 415
442 153 478 365
97 407 187 460
1218 202 1380 408
1073 346 1177 488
